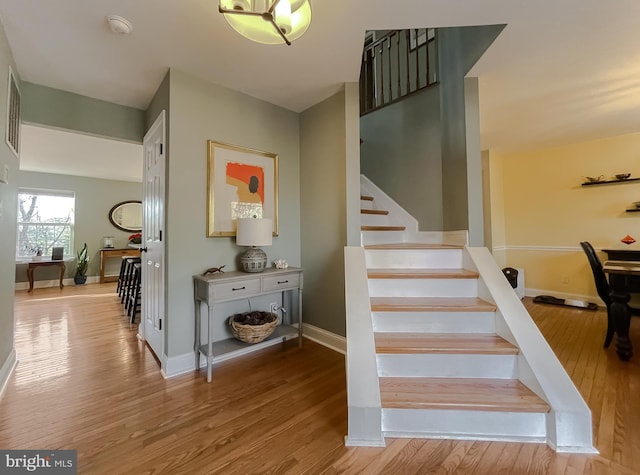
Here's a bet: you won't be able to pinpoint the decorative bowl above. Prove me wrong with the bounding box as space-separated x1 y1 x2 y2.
616 173 631 180
585 175 604 183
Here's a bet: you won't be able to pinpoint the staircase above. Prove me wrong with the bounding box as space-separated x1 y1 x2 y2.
345 186 595 451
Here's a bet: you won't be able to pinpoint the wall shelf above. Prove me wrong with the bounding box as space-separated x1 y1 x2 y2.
581 177 640 186
626 208 640 213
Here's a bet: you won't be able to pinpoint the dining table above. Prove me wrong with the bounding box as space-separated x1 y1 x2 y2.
602 249 640 361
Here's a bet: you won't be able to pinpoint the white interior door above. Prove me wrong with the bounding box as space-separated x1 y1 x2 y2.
141 110 165 362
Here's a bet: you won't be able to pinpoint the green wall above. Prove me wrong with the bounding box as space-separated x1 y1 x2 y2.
15 171 142 283
21 82 145 143
360 86 443 230
146 71 169 132
0 19 18 379
165 69 301 358
300 89 349 336
438 25 504 231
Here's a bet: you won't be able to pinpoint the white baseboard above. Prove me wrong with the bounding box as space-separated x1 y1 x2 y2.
15 276 100 291
301 323 346 354
525 287 604 307
163 324 346 379
162 352 194 379
0 348 17 397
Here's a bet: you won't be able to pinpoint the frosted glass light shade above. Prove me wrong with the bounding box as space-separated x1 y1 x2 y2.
219 0 312 45
236 218 273 247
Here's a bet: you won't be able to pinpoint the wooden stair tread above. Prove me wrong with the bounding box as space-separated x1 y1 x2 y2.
370 297 496 312
379 378 550 413
364 243 463 250
361 195 374 201
361 225 406 231
361 209 389 215
367 268 479 279
374 333 518 354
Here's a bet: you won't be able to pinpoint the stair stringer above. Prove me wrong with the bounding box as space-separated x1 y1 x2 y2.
464 247 597 453
360 174 468 246
344 246 385 447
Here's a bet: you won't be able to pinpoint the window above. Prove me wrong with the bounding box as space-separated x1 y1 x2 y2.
5 65 21 158
16 189 75 259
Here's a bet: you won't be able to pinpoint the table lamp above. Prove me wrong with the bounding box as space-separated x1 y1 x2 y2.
236 217 272 273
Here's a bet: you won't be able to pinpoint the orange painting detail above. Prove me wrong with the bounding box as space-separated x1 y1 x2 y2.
226 162 265 204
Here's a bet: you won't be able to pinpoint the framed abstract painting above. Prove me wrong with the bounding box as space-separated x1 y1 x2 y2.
207 140 278 237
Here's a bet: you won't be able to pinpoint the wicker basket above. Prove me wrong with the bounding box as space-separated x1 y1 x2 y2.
228 312 278 344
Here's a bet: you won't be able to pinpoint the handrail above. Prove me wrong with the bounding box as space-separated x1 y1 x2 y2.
360 29 438 116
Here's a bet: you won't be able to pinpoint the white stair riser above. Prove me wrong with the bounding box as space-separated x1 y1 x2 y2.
361 230 407 245
360 213 392 227
368 278 478 298
382 409 547 442
372 311 496 333
377 354 517 379
365 249 463 268
360 199 374 210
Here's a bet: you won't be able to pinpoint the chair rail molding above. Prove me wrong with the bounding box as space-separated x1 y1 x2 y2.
493 245 595 253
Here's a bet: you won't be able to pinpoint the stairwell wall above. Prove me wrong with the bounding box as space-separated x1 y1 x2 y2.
360 25 504 234
437 25 504 233
300 86 360 337
360 85 443 231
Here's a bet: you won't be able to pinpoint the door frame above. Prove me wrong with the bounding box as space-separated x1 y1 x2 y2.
139 109 166 370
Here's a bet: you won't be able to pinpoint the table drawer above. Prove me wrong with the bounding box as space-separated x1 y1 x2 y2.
103 249 140 257
262 273 300 292
212 278 261 299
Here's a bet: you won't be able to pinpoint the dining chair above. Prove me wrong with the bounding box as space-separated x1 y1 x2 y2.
580 241 640 348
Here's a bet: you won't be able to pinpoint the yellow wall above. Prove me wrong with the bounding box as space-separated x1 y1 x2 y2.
490 132 640 301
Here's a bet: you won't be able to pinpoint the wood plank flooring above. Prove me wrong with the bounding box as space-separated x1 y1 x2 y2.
2 284 640 474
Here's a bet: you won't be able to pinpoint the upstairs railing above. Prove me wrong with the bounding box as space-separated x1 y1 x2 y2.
360 29 438 116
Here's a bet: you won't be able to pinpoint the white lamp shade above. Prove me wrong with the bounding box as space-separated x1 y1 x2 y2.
236 218 273 247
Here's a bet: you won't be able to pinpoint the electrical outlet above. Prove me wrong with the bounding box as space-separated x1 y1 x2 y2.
561 275 570 284
270 303 279 314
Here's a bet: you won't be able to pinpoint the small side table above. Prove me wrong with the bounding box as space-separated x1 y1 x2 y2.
27 259 66 292
193 267 303 382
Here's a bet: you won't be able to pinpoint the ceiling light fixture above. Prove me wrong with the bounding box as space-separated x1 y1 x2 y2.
218 0 311 46
106 15 133 35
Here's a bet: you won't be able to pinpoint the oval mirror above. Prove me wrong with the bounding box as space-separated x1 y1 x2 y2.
108 200 142 232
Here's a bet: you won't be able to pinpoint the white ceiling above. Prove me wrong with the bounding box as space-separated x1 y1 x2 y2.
2 0 640 179
20 125 142 182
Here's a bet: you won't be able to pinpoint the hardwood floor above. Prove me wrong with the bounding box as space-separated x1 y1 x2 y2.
2 284 640 474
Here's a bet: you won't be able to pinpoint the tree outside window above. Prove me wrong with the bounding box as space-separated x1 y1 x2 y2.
16 190 75 259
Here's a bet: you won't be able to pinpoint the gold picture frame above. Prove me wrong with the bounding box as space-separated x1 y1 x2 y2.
207 140 278 237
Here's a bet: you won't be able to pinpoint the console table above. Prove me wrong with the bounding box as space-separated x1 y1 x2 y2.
193 267 303 382
99 248 141 283
26 259 67 292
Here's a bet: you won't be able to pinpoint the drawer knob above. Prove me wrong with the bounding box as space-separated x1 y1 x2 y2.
232 286 246 291
277 280 289 284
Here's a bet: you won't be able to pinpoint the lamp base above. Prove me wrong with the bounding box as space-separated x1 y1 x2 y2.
240 246 267 273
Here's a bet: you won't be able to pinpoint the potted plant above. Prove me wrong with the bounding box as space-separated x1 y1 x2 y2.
74 243 89 284
128 232 142 245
